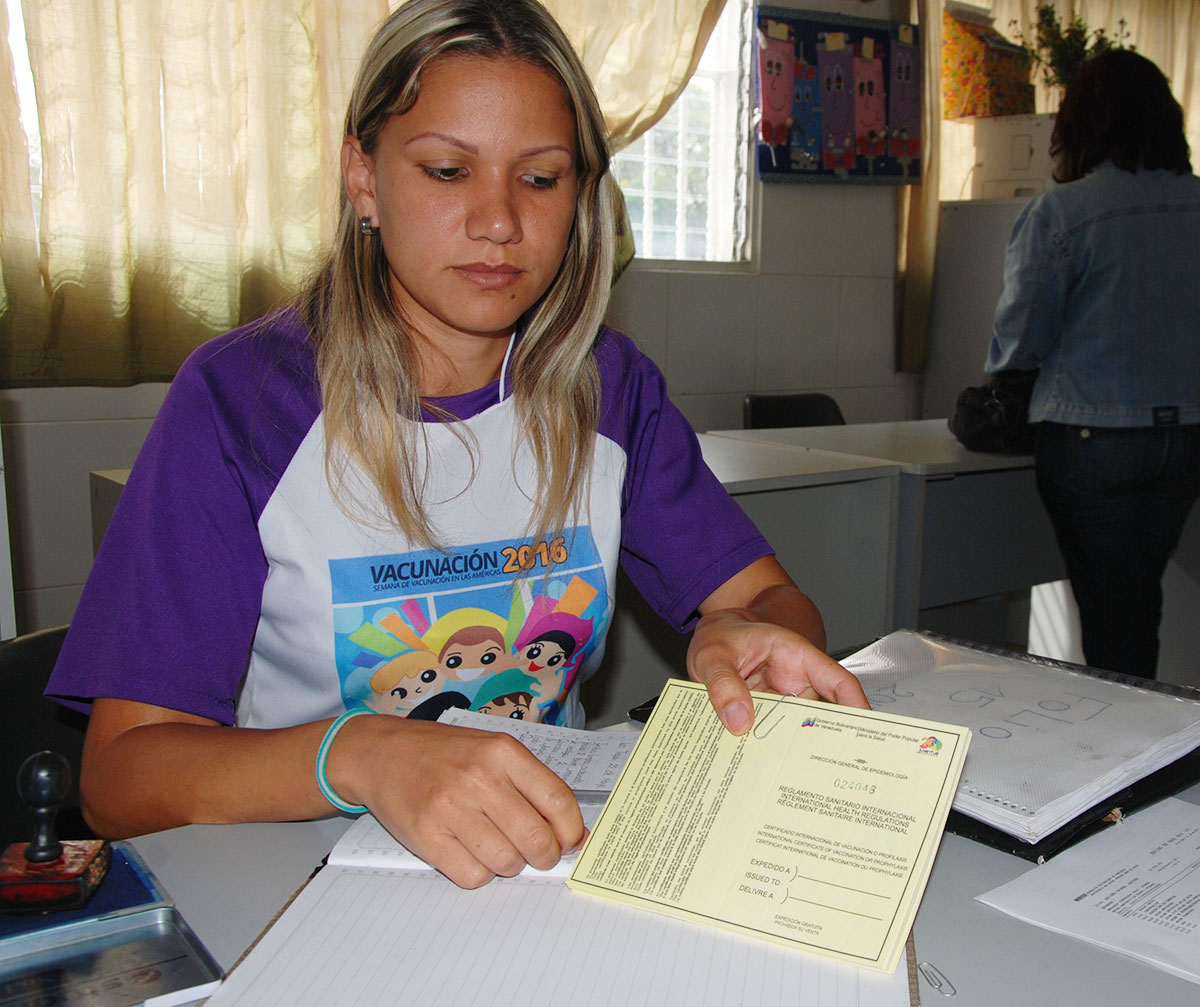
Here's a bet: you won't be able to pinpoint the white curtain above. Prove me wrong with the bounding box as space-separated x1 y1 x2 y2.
1 0 390 385
0 0 720 387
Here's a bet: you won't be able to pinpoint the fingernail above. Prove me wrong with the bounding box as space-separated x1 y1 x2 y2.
723 701 753 734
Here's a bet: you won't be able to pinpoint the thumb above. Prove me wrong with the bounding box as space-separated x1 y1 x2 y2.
701 667 755 736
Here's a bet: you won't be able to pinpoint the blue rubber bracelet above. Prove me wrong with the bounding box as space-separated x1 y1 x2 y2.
315 709 375 814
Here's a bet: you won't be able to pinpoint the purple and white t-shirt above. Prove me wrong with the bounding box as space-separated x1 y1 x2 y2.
48 310 770 729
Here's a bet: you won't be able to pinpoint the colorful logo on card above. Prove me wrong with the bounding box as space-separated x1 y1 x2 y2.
918 736 943 753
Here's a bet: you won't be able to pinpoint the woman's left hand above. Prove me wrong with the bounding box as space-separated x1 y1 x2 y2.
686 557 869 734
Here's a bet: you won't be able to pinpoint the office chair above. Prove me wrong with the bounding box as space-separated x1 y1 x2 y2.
0 626 93 843
742 392 846 429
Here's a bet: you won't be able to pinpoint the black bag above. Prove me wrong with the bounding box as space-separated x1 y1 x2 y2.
948 368 1039 454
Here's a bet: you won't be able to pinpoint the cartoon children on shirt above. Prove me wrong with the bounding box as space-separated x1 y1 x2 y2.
470 668 539 720
361 647 471 720
422 609 514 684
345 566 604 724
363 648 444 716
513 612 593 716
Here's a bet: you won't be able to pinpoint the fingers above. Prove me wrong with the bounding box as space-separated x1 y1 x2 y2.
702 666 756 735
480 748 584 871
691 625 871 736
804 656 870 709
349 722 584 888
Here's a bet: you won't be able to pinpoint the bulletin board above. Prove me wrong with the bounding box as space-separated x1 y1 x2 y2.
755 6 921 184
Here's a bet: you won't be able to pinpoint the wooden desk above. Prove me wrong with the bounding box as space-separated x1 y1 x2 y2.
129 783 1200 1006
708 420 1065 630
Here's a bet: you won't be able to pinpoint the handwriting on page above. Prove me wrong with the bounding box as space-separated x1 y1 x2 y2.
867 682 1112 741
438 708 636 791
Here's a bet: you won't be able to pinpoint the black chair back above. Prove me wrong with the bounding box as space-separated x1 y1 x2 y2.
743 392 846 429
0 627 92 844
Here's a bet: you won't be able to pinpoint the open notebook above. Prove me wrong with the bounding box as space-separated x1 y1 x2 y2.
841 631 1200 859
202 712 918 1007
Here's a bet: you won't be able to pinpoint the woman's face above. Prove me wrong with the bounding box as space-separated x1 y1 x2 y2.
345 55 579 351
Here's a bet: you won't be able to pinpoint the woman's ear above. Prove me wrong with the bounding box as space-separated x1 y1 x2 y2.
342 135 378 225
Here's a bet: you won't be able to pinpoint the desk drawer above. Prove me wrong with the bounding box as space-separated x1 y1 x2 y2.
920 469 1064 607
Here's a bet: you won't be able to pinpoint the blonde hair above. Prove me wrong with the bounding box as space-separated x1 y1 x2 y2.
300 0 616 548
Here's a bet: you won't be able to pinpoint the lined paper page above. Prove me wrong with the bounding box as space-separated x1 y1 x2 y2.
205 867 912 1007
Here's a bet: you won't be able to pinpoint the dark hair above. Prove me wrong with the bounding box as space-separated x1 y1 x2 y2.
526 629 577 660
1050 49 1191 182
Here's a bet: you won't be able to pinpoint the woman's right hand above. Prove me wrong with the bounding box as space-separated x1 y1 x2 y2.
80 698 583 889
325 714 585 888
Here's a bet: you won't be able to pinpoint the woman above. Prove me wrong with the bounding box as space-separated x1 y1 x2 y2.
48 0 867 888
987 49 1200 679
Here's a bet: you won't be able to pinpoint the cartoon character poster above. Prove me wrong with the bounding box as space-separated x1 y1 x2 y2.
888 32 921 178
817 34 855 176
329 528 609 725
790 57 820 171
756 27 796 153
853 38 887 168
756 7 920 184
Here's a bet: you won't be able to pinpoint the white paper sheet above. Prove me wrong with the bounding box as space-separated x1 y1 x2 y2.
842 632 1200 842
330 802 606 879
203 865 915 1007
438 708 638 797
976 798 1200 985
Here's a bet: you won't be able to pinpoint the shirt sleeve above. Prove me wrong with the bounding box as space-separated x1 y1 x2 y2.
45 327 313 724
597 332 772 633
986 193 1072 374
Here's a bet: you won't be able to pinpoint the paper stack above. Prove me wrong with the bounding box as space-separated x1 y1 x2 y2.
841 631 1200 856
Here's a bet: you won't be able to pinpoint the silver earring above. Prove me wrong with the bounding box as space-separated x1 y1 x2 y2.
359 216 374 235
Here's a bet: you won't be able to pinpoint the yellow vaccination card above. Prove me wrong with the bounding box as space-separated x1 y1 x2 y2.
567 679 970 974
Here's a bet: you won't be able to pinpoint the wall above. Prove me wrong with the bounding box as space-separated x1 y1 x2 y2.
609 183 919 433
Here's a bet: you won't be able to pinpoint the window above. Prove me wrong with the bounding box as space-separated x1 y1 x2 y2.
612 0 751 263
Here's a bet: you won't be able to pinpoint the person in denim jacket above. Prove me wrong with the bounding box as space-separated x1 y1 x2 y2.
986 49 1200 679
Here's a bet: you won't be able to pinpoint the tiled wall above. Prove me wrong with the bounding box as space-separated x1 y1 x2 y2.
609 183 920 433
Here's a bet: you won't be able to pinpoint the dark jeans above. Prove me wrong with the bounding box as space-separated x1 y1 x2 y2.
1035 422 1200 678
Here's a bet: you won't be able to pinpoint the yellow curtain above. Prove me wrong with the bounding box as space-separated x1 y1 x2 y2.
991 0 1200 157
1 0 721 387
893 0 941 374
542 0 725 151
1 0 390 387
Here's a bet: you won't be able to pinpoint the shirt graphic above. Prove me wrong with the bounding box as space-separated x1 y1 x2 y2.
330 526 609 725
